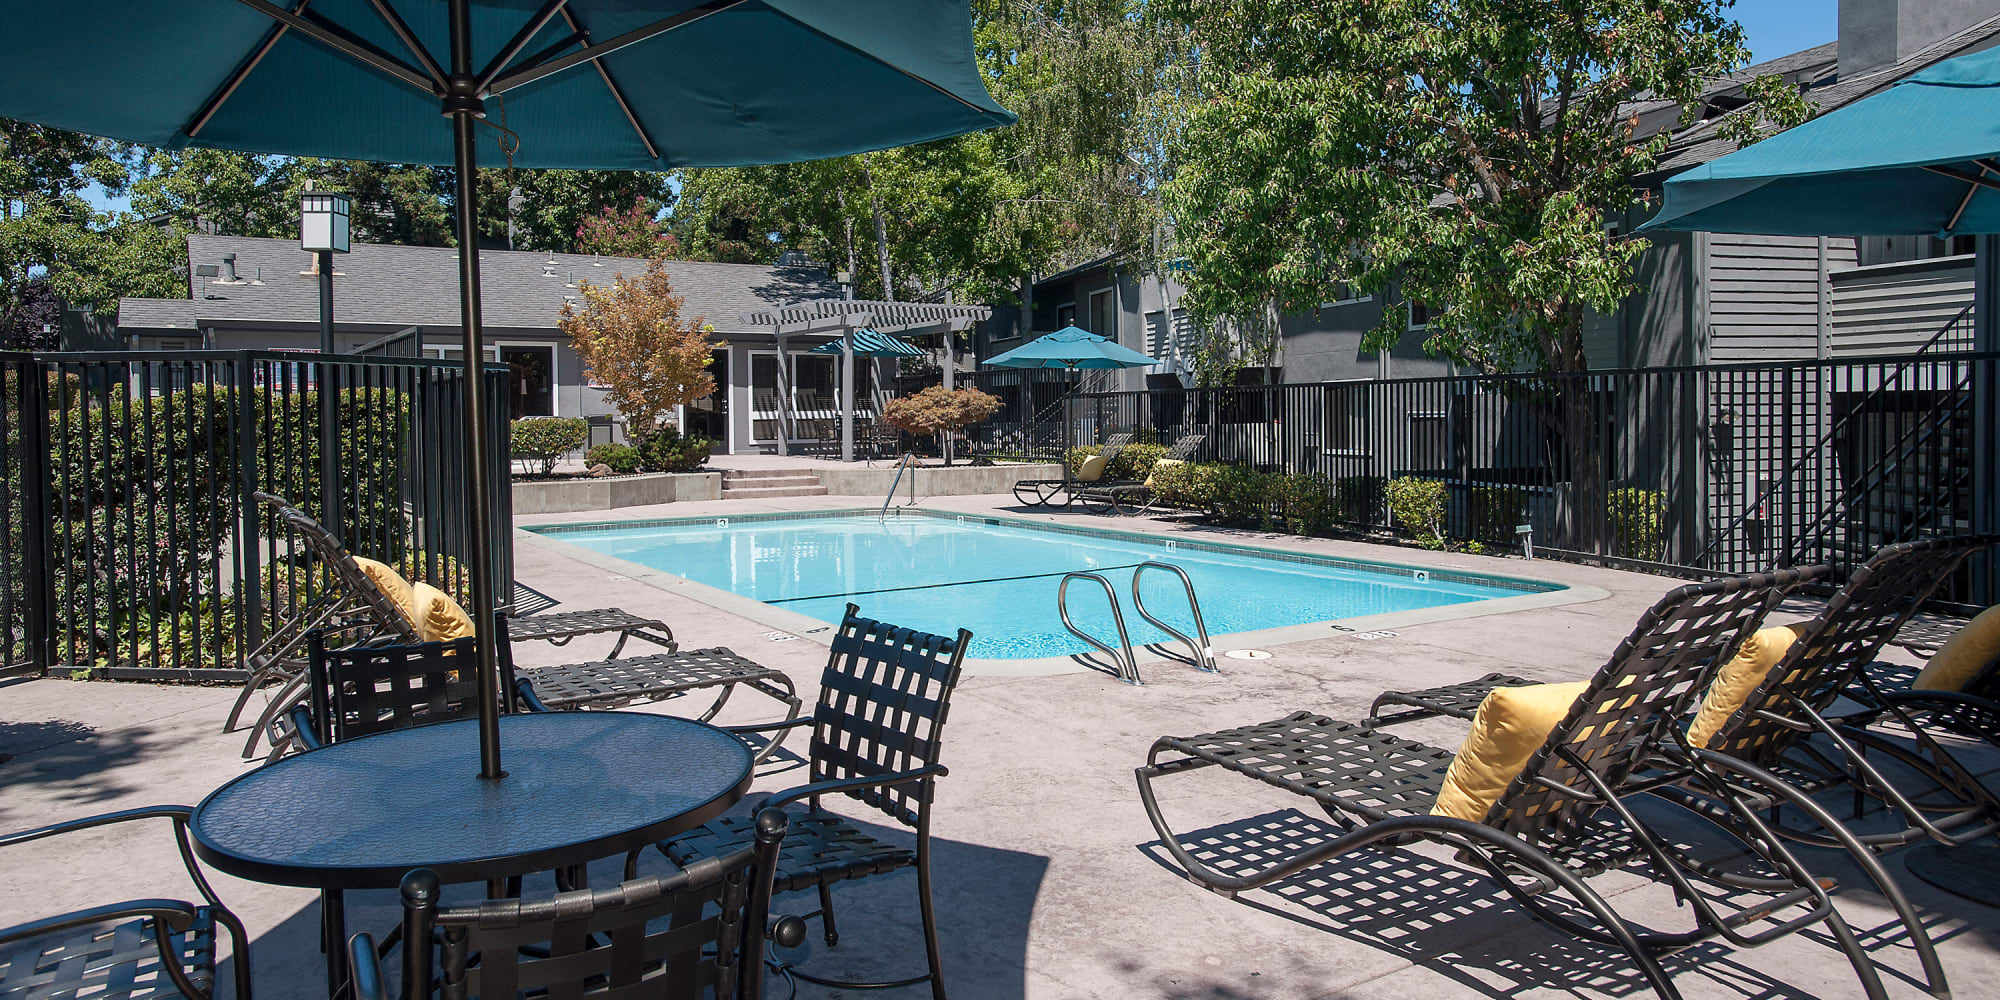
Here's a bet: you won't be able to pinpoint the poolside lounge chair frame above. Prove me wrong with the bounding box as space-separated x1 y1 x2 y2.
1069 433 1210 516
1138 569 1896 1000
1012 432 1134 508
0 806 254 1000
349 810 790 1000
661 604 970 999
237 494 799 764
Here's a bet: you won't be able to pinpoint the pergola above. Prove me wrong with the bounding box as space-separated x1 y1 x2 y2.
743 298 994 460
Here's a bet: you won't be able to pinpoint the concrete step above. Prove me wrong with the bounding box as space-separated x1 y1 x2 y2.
720 484 829 498
721 468 818 480
722 474 823 489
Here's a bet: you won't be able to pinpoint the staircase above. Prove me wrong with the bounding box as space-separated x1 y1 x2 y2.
720 468 827 499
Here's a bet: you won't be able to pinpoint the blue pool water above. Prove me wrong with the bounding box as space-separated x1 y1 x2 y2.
531 514 1552 659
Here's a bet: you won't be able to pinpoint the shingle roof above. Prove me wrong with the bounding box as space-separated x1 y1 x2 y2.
115 297 198 331
120 234 839 335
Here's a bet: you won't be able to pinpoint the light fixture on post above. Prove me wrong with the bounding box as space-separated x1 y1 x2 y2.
301 187 351 539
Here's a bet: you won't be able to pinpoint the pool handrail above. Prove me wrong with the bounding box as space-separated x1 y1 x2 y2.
1131 561 1217 673
879 453 918 519
1057 571 1141 684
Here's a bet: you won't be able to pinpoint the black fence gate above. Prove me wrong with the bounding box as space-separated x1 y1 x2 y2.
1 351 512 678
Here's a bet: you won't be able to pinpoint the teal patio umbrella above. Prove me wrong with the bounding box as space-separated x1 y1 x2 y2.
1641 47 2000 237
985 325 1160 370
807 329 927 358
985 326 1157 503
0 0 1013 778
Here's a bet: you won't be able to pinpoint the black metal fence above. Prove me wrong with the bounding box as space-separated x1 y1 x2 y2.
2 351 513 678
1064 351 1998 605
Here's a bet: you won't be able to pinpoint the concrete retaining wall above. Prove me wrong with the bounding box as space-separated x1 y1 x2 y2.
511 471 722 514
817 462 1062 498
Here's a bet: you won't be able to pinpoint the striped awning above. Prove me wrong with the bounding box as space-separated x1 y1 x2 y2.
745 298 992 332
806 329 927 357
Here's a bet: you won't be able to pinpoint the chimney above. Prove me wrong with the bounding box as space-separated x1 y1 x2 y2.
220 253 240 284
1838 0 1993 80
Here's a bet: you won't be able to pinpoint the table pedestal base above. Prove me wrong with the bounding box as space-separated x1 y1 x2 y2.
1903 844 2000 907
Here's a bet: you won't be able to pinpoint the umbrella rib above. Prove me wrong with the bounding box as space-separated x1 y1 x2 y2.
526 7 659 160
487 0 745 96
476 0 572 94
364 0 448 89
186 0 315 138
1922 163 2000 194
230 0 436 95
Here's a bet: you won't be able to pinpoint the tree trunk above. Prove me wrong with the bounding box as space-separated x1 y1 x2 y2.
1554 306 1605 554
863 158 895 302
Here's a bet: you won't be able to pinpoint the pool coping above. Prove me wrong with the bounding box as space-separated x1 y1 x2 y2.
517 507 1612 677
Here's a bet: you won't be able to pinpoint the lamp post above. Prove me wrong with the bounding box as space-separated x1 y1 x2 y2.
301 190 351 539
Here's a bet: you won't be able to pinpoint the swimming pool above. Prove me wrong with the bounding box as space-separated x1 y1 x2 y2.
528 511 1567 661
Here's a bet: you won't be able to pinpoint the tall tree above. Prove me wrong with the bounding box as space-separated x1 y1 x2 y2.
558 258 717 434
0 121 184 316
1161 0 1809 546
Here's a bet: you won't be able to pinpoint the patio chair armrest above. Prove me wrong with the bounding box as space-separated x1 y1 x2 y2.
0 898 200 945
513 677 552 714
0 805 193 850
349 933 390 1000
721 715 817 736
272 703 323 753
757 764 948 810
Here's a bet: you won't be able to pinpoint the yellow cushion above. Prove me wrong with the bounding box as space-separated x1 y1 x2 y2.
1145 458 1184 490
1686 624 1803 749
410 582 477 644
1076 454 1109 483
1914 605 2000 692
352 557 417 629
1432 681 1588 822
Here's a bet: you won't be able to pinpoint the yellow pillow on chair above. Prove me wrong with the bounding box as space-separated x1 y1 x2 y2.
1432 681 1588 822
410 582 477 643
1913 605 2000 692
1685 624 1804 749
1075 454 1109 483
351 556 418 628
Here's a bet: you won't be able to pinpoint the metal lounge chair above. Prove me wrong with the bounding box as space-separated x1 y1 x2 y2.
348 810 793 1000
1070 432 1210 515
1012 432 1133 507
0 807 254 1000
239 493 800 763
1137 570 1897 1000
660 604 971 999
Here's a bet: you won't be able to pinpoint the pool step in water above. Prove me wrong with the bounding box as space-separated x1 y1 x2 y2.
720 468 828 499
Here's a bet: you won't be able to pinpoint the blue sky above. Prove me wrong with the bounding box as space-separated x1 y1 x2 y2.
83 3 1840 217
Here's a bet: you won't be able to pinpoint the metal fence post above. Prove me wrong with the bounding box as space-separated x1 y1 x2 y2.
18 361 56 672
235 354 264 662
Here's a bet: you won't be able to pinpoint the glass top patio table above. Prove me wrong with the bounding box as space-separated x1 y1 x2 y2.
189 711 753 890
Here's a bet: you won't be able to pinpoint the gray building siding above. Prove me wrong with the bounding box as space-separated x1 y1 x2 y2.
1704 233 1857 362
1829 256 1976 356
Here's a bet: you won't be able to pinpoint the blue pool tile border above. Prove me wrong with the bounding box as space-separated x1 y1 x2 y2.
524 508 1563 596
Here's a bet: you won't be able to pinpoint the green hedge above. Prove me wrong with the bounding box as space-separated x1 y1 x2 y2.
5 379 416 670
585 442 642 474
511 417 589 475
1385 477 1449 549
634 425 714 473
1608 487 1668 561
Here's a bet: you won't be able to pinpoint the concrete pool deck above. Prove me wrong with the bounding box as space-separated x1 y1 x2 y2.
4 490 1998 1000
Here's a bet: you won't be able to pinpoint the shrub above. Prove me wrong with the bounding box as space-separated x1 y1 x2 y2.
1385 476 1448 549
585 442 642 474
1467 485 1526 544
1148 460 1220 511
1608 487 1668 561
634 425 715 473
511 417 589 475
1109 443 1166 481
1276 473 1343 536
1210 465 1276 528
881 385 1002 465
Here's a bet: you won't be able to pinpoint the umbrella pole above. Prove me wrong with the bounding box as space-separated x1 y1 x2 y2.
447 0 504 781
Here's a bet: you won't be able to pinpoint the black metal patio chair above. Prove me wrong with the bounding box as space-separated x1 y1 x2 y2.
0 807 253 1000
281 624 532 753
240 493 800 763
1011 432 1132 507
1138 570 1900 1000
349 809 795 1000
659 604 971 999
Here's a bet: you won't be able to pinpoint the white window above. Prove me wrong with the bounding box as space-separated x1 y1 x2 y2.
1407 300 1432 331
1318 283 1371 308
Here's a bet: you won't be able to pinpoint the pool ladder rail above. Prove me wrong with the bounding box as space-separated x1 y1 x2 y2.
879 453 919 519
1057 561 1217 685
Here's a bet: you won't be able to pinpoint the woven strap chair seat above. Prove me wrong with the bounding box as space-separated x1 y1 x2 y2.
505 607 673 646
664 811 914 894
1367 671 1542 725
1891 617 1969 657
0 911 216 1000
519 648 787 711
